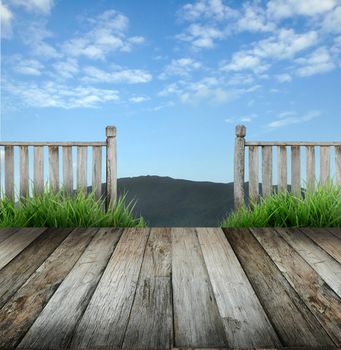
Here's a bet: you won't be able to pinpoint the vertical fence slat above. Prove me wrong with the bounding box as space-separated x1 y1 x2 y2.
277 146 287 192
34 146 44 196
291 146 301 196
320 146 330 185
306 146 316 191
63 146 73 196
77 146 88 195
4 146 14 200
262 146 272 197
336 146 341 185
92 146 102 201
49 146 59 193
106 126 117 209
248 146 258 202
234 125 246 209
20 146 29 198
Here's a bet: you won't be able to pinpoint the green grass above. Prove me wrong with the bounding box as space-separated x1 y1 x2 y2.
0 187 145 228
222 182 341 227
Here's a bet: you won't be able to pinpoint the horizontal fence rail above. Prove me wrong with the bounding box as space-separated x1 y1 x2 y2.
234 125 341 209
0 126 117 209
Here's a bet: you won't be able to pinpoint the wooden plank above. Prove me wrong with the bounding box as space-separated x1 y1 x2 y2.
250 227 341 345
306 146 316 191
276 227 341 298
262 146 272 197
328 227 341 240
33 146 44 195
171 228 227 348
246 141 341 146
92 146 102 200
105 126 117 209
301 228 341 264
320 146 330 185
70 228 150 349
277 146 287 192
48 145 59 192
62 146 73 195
19 228 122 350
0 141 105 146
19 145 29 198
0 227 19 244
336 146 341 185
0 228 72 309
248 145 259 201
291 146 301 196
4 145 14 200
122 228 173 349
77 146 87 195
0 227 98 349
197 228 280 348
224 228 335 347
0 228 46 270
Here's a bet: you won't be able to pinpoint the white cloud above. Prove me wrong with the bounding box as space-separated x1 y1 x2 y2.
159 58 202 79
221 52 269 74
15 58 45 76
295 47 336 77
129 96 150 103
9 0 54 14
276 73 292 83
0 3 13 39
322 6 341 34
237 4 275 33
83 66 152 84
267 110 320 129
52 59 79 79
267 0 336 19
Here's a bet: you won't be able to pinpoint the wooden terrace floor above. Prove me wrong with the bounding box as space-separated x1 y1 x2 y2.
0 227 340 349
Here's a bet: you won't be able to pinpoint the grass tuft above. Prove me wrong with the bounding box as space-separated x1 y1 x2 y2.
222 181 341 227
0 187 145 228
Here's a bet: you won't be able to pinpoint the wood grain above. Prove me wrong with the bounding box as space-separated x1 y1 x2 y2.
251 227 341 345
306 146 316 191
234 125 246 209
277 146 287 192
328 227 341 240
4 145 14 200
172 227 227 348
122 228 173 349
62 146 73 195
291 146 301 196
105 126 117 209
33 146 44 195
19 228 122 350
197 227 280 348
77 146 87 195
262 146 272 197
0 228 98 349
48 145 59 192
0 227 19 245
248 146 259 201
19 145 29 198
70 228 150 349
92 146 102 200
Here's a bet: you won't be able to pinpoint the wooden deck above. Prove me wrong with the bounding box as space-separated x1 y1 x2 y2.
0 227 340 349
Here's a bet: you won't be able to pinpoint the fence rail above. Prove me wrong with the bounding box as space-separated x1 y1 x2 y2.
234 125 341 209
0 126 117 209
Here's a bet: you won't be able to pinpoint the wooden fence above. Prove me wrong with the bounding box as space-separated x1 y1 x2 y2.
0 126 117 209
234 125 341 209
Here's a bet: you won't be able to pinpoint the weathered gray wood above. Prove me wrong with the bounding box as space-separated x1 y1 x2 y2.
4 145 14 200
234 125 246 209
172 227 227 348
19 146 29 198
246 141 341 146
123 228 173 349
248 145 259 201
0 228 98 349
70 228 150 349
77 146 87 195
251 227 341 345
33 146 44 195
0 228 46 270
48 145 59 193
19 228 122 350
0 228 72 309
62 146 73 195
320 146 330 185
328 227 341 240
301 228 341 264
277 146 287 192
291 146 301 196
336 146 341 185
224 228 335 347
0 227 20 244
306 146 316 191
262 146 272 197
92 146 102 200
197 228 280 348
0 141 105 146
276 227 341 298
106 126 117 209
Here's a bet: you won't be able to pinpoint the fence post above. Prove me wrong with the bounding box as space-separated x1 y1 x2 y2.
234 125 246 209
106 126 117 210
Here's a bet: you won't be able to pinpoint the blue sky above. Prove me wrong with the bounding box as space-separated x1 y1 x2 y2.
1 0 341 183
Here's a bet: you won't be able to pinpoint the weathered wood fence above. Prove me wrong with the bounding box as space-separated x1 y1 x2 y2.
234 125 341 208
0 126 117 209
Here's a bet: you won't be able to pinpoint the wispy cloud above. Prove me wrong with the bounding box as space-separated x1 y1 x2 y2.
159 58 202 80
267 110 321 129
129 96 150 103
8 0 55 15
0 3 14 39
